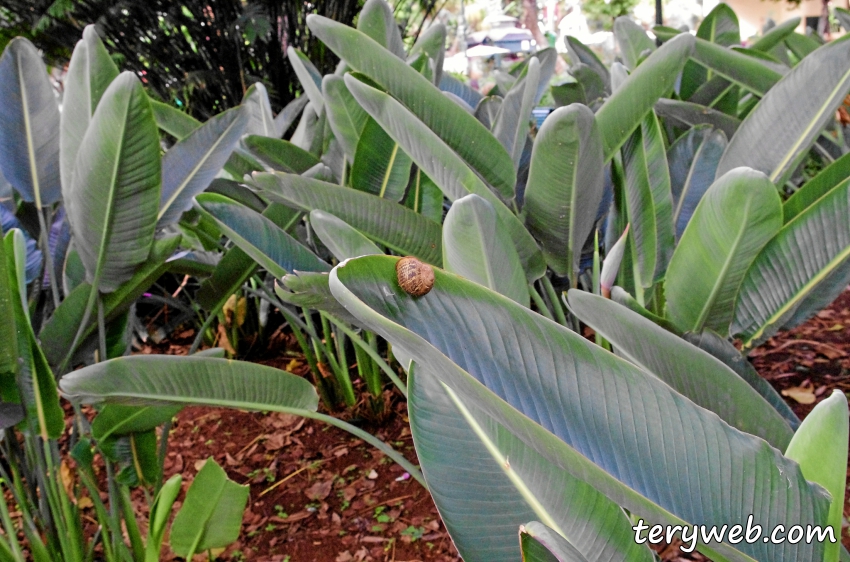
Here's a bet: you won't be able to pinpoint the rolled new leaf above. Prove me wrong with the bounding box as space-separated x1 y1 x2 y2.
523 104 604 280
665 167 782 334
614 17 655 70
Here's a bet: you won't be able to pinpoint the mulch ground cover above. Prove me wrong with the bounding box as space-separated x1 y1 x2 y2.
44 291 850 561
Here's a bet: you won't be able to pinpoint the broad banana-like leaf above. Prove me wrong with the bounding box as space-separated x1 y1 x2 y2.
596 33 694 161
287 47 324 113
39 234 180 367
4 231 64 439
654 99 739 141
621 111 674 287
61 25 119 191
783 33 821 62
570 63 606 105
170 459 248 558
688 75 738 113
609 62 628 92
785 390 848 562
475 96 503 129
523 104 604 279
409 23 446 86
666 167 781 334
492 58 539 168
567 290 794 450
328 255 830 562
520 522 591 562
350 118 412 201
307 15 516 197
402 167 444 223
749 18 800 52
668 125 727 239
241 82 275 137
274 95 308 138
550 82 584 108
322 75 369 162
0 229 17 378
65 72 161 292
443 195 528 306
59 354 318 412
0 38 61 205
357 0 406 59
196 193 330 279
408 365 652 562
614 17 655 70
343 76 545 279
732 174 850 348
274 272 360 326
783 152 850 223
683 330 799 429
716 35 850 183
150 99 201 139
309 209 382 261
252 172 442 265
158 106 249 227
564 36 610 92
91 404 183 441
690 39 781 96
439 73 483 108
241 135 319 174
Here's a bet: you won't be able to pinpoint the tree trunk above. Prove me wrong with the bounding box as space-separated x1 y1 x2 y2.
521 0 548 49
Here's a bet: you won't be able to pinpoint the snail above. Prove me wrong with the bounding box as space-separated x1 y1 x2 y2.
396 257 435 297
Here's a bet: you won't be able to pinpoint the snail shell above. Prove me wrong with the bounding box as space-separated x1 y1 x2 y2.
396 257 435 297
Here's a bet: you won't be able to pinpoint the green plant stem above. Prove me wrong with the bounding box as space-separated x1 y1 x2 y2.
97 295 107 362
527 283 554 321
540 276 568 327
154 420 172 497
323 313 356 407
327 317 406 398
0 479 25 560
119 486 144 561
58 284 100 375
188 302 224 355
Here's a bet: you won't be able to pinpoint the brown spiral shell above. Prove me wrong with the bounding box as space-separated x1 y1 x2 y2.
396 257 435 297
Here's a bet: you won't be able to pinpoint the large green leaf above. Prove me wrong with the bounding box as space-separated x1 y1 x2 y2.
689 38 782 97
442 195 528 306
350 118 412 201
241 82 275 137
732 175 850 348
567 290 794 450
0 228 17 379
665 167 782 334
667 125 728 239
252 172 442 265
343 75 545 280
64 72 161 292
614 17 655 70
196 193 330 279
783 152 850 223
91 405 182 441
158 106 249 227
520 522 590 562
60 25 119 191
322 75 369 163
596 33 694 161
408 365 652 562
563 36 610 92
306 15 516 197
170 459 249 558
59 355 318 410
716 35 850 183
241 135 319 174
748 18 800 52
492 58 539 169
655 99 739 141
0 38 61 205
785 390 848 562
309 210 382 262
286 47 324 113
150 99 201 139
39 235 180 367
5 230 64 439
680 5 739 101
329 255 830 562
523 104 604 279
357 0 405 59
275 272 360 326
621 111 674 287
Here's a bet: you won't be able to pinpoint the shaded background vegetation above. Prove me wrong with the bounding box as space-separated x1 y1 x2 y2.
0 0 439 119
